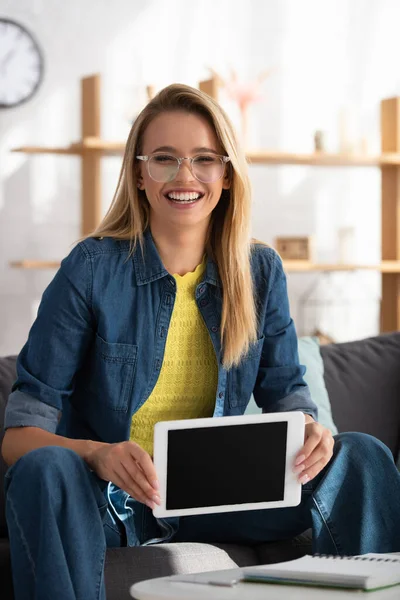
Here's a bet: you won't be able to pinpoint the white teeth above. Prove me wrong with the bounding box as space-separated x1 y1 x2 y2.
167 192 201 201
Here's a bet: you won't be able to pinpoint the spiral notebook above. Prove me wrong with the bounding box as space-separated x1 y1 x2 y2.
243 553 400 591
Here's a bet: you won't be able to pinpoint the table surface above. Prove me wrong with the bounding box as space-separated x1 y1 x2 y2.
130 566 400 600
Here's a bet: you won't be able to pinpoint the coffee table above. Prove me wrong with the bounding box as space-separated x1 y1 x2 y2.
130 566 400 599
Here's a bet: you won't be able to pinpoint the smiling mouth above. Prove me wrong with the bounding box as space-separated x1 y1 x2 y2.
164 191 205 204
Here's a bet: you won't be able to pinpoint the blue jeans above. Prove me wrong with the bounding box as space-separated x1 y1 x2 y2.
5 432 400 600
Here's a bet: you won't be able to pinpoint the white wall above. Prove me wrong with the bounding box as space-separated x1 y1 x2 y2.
1 0 400 355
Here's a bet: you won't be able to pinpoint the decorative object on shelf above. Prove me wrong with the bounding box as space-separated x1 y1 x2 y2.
338 105 358 154
0 18 44 109
208 67 273 147
359 136 369 155
275 236 314 262
146 85 155 101
314 130 326 153
297 272 378 341
119 84 152 124
337 226 356 264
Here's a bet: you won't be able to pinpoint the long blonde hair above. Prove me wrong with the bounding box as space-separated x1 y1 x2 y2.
83 83 258 369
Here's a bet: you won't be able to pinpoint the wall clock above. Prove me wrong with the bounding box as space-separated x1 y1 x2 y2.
0 18 44 109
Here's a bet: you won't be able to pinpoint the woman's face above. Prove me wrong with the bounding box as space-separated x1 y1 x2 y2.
137 110 231 232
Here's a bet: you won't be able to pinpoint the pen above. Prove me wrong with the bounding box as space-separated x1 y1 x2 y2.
173 577 241 587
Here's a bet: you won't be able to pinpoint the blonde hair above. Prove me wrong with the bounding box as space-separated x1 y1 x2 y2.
82 83 259 369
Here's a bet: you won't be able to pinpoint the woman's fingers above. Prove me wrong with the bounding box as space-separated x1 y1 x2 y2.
89 440 161 509
296 423 324 462
296 423 334 462
111 468 158 509
120 457 160 504
294 447 325 475
128 442 159 490
297 457 327 485
294 431 335 483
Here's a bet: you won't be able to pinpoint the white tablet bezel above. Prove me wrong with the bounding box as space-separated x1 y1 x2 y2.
152 411 305 518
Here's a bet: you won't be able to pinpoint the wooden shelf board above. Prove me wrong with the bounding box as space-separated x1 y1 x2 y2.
12 146 82 155
10 260 61 269
12 144 400 165
10 259 400 273
78 137 126 154
12 138 125 156
377 261 400 273
246 151 400 166
283 261 400 272
378 152 400 165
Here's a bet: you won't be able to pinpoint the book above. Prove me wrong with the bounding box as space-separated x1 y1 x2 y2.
243 553 400 591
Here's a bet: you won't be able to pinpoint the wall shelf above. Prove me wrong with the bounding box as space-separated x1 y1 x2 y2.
13 143 400 166
10 260 61 269
12 146 82 155
9 74 400 333
10 259 400 273
284 261 400 273
12 138 126 156
246 151 400 166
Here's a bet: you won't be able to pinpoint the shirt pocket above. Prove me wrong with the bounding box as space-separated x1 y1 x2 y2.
227 336 264 409
86 333 138 412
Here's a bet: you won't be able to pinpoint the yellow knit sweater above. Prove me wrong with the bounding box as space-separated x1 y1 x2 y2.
129 257 218 456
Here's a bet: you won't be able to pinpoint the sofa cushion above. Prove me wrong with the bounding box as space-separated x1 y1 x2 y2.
104 535 312 600
298 337 338 434
320 332 400 456
0 356 17 538
104 543 254 598
255 528 312 564
246 337 338 435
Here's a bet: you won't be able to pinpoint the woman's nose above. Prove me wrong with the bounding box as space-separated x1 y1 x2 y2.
175 158 195 182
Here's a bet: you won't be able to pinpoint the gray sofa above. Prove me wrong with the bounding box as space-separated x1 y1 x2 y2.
1 332 400 600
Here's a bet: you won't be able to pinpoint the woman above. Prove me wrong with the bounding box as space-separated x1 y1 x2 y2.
2 84 400 600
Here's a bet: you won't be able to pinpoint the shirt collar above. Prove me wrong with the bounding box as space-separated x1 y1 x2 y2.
133 227 222 287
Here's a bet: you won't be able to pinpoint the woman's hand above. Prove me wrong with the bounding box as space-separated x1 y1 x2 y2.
85 440 161 510
293 416 335 485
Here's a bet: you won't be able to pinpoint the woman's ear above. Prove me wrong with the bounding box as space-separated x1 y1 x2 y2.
222 161 232 190
136 169 144 190
222 172 231 191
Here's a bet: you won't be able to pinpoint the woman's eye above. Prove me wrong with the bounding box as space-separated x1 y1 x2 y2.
195 155 217 163
153 154 176 163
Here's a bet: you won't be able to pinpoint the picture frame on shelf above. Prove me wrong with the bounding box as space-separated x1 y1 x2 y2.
274 236 314 262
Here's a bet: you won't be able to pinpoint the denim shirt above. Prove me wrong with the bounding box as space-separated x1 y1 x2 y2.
5 228 317 544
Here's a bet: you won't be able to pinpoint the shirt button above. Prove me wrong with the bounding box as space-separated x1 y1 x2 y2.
199 286 205 294
211 326 218 333
218 392 224 398
200 299 208 307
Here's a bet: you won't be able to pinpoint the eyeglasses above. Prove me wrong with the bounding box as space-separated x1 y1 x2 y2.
136 153 231 183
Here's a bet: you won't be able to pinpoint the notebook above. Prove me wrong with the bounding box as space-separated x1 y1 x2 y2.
243 553 400 591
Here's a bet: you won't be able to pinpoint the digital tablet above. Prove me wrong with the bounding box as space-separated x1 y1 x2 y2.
152 411 305 518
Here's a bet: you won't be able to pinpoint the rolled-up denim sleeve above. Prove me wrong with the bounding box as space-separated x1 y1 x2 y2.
253 251 318 421
5 390 59 432
5 242 95 432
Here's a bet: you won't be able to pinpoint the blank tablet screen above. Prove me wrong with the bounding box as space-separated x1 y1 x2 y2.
166 421 288 510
